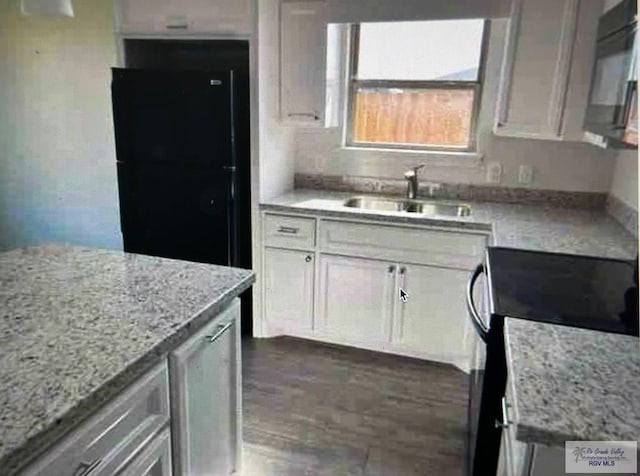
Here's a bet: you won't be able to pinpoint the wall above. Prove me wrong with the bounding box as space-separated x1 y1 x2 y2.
294 18 618 193
0 0 121 250
258 0 297 201
609 150 639 210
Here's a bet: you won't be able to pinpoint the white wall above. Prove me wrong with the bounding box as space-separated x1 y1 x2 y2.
294 19 617 193
258 0 297 201
609 150 639 210
0 0 121 250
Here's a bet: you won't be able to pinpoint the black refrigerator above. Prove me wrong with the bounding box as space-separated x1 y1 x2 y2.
112 68 239 266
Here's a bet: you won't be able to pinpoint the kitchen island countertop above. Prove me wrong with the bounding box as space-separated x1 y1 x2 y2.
261 189 638 259
0 245 254 474
504 318 640 447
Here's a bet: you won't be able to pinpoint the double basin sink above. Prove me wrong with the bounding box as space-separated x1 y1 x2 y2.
343 196 472 217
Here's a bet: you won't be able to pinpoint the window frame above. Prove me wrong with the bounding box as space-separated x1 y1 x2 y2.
344 21 491 153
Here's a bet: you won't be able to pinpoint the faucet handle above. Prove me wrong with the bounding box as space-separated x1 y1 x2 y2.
404 163 426 178
425 182 441 197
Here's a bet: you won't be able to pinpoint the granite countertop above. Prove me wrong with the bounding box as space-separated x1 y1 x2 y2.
504 318 640 447
260 189 638 259
0 245 255 474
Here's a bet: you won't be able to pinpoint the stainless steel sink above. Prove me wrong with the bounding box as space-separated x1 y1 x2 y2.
343 196 472 217
342 197 406 212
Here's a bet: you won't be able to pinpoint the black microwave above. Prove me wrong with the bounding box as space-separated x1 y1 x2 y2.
584 0 637 148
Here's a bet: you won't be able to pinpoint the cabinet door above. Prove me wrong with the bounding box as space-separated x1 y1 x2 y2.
117 0 165 33
169 299 241 476
280 1 327 124
117 0 252 34
393 264 470 360
317 255 395 344
264 248 315 334
495 0 597 140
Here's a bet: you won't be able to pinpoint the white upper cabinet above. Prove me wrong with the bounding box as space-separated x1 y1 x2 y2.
116 0 253 35
280 1 328 125
495 0 602 141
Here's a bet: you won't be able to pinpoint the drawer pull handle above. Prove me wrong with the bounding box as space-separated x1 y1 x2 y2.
495 397 512 429
74 458 101 476
277 226 299 234
287 112 320 120
305 255 312 263
205 321 234 343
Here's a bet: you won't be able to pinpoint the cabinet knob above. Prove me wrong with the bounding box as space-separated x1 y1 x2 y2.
388 265 396 274
305 255 312 263
399 267 406 275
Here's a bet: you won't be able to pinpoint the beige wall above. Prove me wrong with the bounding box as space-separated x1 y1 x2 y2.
294 19 618 193
609 150 639 210
0 0 121 250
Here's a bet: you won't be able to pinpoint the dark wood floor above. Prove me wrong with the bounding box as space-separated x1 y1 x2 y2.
241 337 470 476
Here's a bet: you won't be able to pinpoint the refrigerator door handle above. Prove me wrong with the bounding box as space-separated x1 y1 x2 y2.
467 263 489 343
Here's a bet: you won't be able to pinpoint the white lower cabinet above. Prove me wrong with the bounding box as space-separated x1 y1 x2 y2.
169 299 241 476
20 363 171 476
497 378 595 476
393 264 471 361
317 255 395 344
264 247 314 334
262 212 489 368
18 299 243 476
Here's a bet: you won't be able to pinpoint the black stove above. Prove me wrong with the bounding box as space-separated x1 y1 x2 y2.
486 247 638 336
466 247 639 476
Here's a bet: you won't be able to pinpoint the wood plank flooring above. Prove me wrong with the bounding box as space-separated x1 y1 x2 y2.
241 337 470 476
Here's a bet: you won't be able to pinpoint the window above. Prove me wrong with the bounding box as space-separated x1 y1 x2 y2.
346 20 487 152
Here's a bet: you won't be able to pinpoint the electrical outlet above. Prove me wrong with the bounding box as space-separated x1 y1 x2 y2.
486 162 502 184
518 165 533 184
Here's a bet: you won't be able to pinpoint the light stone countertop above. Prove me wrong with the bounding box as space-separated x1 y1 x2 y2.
261 189 638 259
504 318 640 447
0 245 255 475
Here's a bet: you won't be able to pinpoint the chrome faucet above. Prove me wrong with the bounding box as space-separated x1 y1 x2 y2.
404 164 426 200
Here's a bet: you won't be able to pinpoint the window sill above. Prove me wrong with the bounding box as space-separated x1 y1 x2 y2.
340 146 484 167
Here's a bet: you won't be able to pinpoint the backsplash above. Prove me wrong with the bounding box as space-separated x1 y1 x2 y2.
605 194 639 237
294 173 608 209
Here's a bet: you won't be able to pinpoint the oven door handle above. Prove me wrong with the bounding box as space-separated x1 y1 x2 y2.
467 263 489 343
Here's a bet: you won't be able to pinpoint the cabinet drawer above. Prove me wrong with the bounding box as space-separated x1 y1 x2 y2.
120 428 172 476
264 214 316 249
22 363 170 476
320 220 487 269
